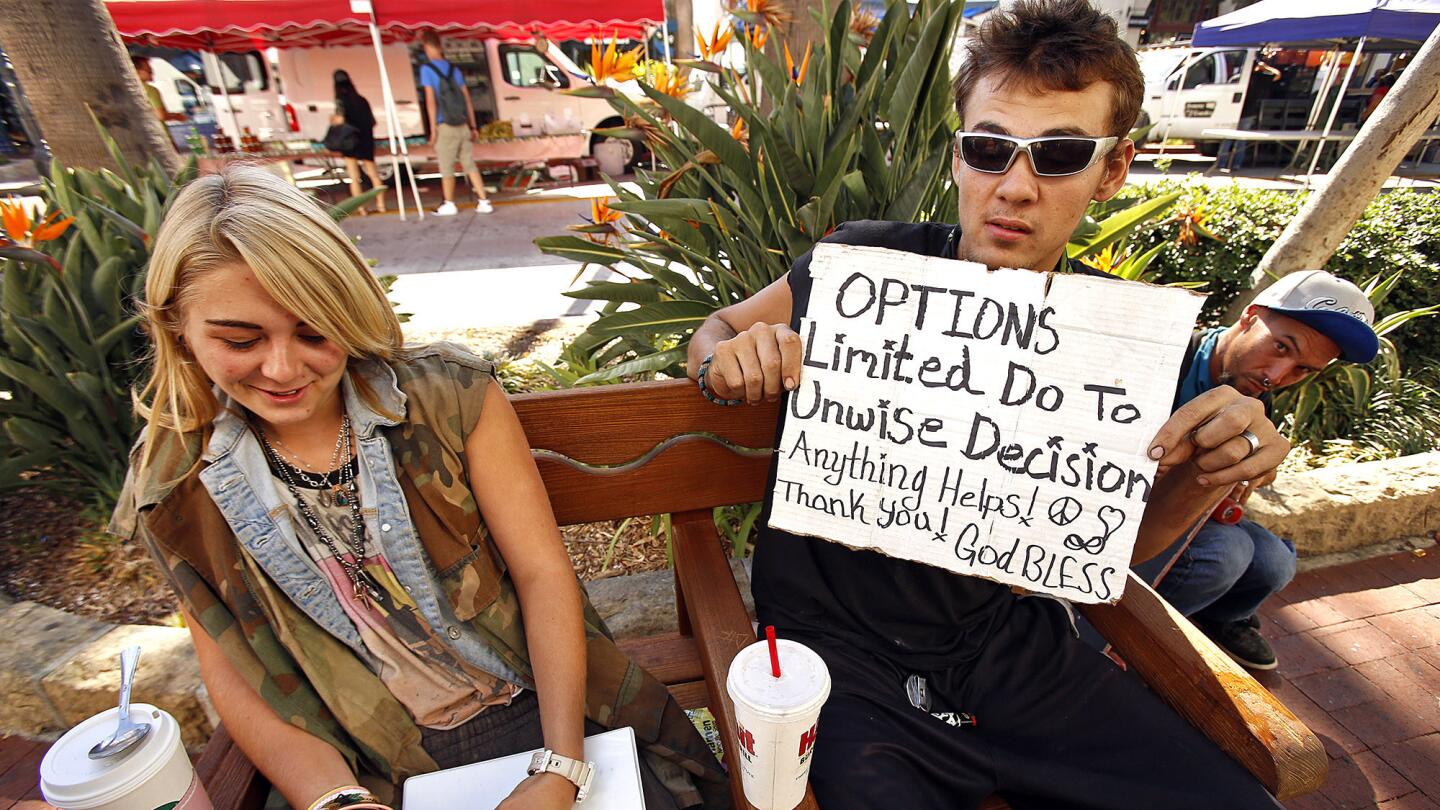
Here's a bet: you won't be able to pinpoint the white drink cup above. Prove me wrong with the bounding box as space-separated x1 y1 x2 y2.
725 638 831 810
41 704 214 810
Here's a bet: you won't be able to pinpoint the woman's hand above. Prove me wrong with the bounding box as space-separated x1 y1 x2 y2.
496 773 578 809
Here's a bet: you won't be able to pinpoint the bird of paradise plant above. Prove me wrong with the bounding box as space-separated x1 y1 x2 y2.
637 61 693 104
0 198 72 271
569 197 626 247
728 0 790 29
783 42 812 85
1172 204 1222 247
696 20 734 62
588 35 643 85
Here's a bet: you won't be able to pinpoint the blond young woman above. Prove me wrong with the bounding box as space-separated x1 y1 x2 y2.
110 166 726 810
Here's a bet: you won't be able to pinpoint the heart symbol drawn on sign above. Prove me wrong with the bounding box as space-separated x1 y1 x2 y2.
1063 505 1128 555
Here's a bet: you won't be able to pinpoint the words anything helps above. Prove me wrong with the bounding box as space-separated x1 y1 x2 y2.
768 243 1204 603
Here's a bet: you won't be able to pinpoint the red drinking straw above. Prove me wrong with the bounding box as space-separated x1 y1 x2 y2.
766 625 781 678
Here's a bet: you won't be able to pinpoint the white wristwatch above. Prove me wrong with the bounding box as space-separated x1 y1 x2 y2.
527 748 596 802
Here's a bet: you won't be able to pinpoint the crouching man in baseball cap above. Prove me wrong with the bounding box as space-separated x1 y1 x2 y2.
1137 270 1380 670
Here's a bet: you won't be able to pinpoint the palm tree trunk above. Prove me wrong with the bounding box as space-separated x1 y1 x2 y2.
671 0 695 59
1225 26 1440 320
0 0 182 174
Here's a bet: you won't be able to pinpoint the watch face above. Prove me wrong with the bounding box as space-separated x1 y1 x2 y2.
527 750 547 776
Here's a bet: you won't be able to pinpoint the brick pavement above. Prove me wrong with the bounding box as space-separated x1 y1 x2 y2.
1261 547 1440 810
2 547 1436 809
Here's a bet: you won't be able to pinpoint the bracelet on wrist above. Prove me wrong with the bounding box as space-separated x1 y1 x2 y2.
307 786 384 810
696 353 743 406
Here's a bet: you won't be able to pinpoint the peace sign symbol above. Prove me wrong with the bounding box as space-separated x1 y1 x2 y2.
1048 497 1082 526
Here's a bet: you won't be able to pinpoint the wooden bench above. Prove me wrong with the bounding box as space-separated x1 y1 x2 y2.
195 378 1327 809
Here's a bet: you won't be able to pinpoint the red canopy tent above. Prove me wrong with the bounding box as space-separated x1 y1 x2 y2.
105 0 665 51
105 0 664 220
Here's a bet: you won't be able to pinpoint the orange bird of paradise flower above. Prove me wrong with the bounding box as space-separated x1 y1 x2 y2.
696 21 734 61
588 35 644 84
784 42 812 85
1 198 72 248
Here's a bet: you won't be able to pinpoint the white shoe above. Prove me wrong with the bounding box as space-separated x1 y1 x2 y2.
476 199 494 214
434 201 459 216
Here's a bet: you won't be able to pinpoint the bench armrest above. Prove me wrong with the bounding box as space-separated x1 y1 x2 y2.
1078 573 1326 800
194 723 269 810
671 509 820 810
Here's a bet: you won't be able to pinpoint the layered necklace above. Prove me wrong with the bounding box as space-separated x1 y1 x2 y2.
256 415 383 607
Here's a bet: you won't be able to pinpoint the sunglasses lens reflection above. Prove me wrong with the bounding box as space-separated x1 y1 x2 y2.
1031 138 1098 175
960 136 1016 173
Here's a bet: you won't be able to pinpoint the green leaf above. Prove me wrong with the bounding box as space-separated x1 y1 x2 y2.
1068 191 1181 259
574 347 687 385
639 84 752 183
589 301 716 337
563 280 663 304
534 236 626 266
609 198 717 224
326 187 386 221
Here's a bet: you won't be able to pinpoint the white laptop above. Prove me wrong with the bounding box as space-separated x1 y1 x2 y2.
401 727 645 809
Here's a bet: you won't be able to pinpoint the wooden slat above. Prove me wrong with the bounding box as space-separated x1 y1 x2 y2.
0 739 40 785
617 633 704 686
667 680 712 711
194 724 268 810
1079 573 1327 800
513 380 781 465
0 745 44 810
536 444 771 526
670 510 819 810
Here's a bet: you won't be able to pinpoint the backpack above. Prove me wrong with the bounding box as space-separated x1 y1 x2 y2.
423 61 469 126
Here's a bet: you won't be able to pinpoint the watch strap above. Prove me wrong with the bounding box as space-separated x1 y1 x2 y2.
528 749 595 801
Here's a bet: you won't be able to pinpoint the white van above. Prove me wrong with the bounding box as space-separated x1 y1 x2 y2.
1138 45 1258 151
144 58 209 119
203 39 628 152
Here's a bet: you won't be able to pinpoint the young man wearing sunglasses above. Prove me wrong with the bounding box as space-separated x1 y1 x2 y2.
687 0 1288 807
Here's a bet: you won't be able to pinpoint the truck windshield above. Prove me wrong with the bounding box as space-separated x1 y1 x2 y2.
499 46 570 89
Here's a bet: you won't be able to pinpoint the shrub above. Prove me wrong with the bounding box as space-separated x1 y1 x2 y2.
1131 179 1440 364
0 130 383 507
536 0 965 383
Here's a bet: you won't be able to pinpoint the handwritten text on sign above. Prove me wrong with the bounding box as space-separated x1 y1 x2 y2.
768 243 1205 603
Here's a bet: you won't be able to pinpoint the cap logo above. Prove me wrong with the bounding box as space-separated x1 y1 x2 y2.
1304 296 1372 324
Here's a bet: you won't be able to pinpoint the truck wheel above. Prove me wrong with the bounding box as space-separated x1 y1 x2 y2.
1196 140 1220 157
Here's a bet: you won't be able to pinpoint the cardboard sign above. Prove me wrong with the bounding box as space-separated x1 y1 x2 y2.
768 243 1205 603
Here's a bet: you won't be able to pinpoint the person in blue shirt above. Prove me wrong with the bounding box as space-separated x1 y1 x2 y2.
1138 270 1381 670
417 30 492 216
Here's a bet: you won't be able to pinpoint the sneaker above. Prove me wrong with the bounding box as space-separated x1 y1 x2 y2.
1207 616 1277 671
434 200 459 216
476 199 494 214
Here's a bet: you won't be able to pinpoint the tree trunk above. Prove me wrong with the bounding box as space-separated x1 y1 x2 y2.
672 0 695 59
0 0 182 175
781 0 828 55
1225 26 1440 320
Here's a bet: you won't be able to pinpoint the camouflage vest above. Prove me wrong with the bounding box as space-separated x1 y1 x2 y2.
111 346 726 807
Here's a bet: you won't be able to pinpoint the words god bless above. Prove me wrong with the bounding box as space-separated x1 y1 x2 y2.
768 243 1204 603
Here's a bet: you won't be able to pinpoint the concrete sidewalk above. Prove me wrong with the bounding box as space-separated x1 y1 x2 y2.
339 180 620 276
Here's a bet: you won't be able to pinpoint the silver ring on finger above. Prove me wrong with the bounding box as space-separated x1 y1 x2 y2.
1240 429 1261 458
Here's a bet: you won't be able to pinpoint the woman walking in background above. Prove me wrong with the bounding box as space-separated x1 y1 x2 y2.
333 70 386 215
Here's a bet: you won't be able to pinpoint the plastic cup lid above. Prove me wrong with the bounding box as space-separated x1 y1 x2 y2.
727 639 831 719
40 704 181 809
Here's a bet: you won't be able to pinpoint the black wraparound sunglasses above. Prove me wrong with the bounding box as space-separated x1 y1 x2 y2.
955 131 1120 177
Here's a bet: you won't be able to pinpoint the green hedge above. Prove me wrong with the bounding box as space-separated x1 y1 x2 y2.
1131 180 1440 365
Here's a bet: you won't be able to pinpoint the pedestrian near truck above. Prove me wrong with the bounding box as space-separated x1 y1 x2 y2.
418 30 493 215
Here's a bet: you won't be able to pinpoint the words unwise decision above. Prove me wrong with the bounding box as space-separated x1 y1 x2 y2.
768 243 1205 604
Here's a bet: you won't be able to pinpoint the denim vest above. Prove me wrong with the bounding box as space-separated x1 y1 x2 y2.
198 356 526 685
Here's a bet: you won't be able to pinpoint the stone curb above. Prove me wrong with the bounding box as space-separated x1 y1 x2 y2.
0 559 757 749
1247 452 1440 556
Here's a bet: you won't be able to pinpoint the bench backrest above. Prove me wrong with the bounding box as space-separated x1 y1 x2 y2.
512 379 779 525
